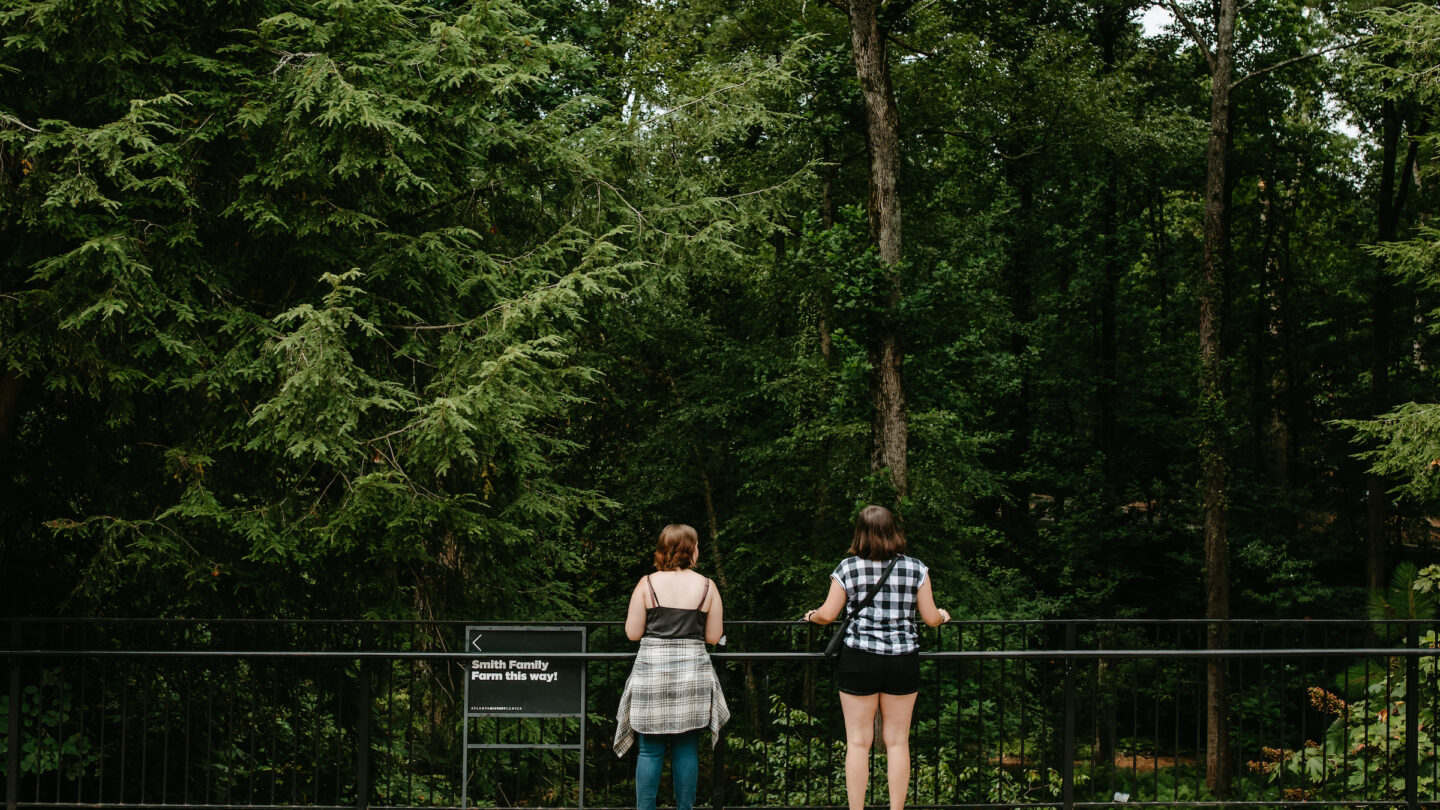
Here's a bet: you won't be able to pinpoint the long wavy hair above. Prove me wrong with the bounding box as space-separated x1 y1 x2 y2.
653 524 699 571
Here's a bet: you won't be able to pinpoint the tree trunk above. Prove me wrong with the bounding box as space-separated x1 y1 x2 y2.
1100 174 1120 513
694 445 762 738
1255 174 1296 488
0 369 22 463
1001 190 1035 541
1097 2 1123 516
1367 97 1420 592
1094 14 1123 763
847 0 908 498
694 446 730 592
1201 0 1237 795
819 138 837 365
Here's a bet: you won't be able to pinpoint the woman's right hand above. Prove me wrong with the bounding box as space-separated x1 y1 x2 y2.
806 580 848 625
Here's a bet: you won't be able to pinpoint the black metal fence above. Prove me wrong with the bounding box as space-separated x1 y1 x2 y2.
4 619 1439 810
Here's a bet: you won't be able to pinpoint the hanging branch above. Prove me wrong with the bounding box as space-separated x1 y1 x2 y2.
910 127 1043 161
1160 0 1216 73
1232 39 1367 90
887 33 936 57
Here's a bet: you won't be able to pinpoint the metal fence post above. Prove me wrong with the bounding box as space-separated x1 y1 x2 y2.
1407 621 1419 810
6 621 19 810
1062 622 1076 810
712 660 727 810
356 657 371 810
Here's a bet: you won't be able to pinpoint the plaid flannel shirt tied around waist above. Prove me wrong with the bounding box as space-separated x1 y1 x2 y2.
613 636 729 757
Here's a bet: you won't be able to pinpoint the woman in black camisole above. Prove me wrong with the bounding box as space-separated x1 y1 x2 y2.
614 524 729 810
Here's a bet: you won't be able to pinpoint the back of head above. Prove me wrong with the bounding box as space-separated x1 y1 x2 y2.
848 504 906 561
654 523 699 570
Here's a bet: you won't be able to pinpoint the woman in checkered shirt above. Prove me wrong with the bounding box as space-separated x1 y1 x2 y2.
804 505 950 810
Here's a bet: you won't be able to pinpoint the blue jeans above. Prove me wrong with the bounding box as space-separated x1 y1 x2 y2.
635 730 700 810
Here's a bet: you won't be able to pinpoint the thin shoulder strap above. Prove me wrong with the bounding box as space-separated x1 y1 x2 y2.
696 577 711 610
646 575 661 607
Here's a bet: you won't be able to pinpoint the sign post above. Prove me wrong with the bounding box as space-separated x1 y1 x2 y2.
462 626 586 809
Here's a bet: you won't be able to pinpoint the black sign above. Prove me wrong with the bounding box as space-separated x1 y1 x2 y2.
464 625 585 716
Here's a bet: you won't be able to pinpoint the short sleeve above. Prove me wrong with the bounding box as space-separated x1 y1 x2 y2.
830 558 853 594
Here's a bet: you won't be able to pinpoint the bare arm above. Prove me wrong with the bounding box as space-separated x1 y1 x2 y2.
915 576 950 627
704 582 724 644
804 579 848 625
625 579 649 641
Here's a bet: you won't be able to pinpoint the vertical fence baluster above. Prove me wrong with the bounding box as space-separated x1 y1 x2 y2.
1407 621 1419 810
1152 619 1163 795
15 618 1437 810
6 622 19 810
138 650 148 807
979 624 988 805
1431 618 1438 799
162 653 172 806
358 655 371 810
116 636 127 804
1062 622 1076 810
953 627 963 805
76 631 89 807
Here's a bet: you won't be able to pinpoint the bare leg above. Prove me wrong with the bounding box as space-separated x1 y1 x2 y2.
879 692 918 810
839 692 880 810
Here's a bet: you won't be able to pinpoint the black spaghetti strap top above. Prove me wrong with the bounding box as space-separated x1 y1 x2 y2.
642 575 709 639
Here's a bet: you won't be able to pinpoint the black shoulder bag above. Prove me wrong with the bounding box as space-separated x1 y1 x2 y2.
824 556 900 658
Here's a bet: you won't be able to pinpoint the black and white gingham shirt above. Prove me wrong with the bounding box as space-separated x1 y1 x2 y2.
831 554 929 655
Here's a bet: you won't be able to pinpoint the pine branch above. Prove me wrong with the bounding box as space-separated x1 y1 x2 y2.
626 60 787 131
0 113 41 133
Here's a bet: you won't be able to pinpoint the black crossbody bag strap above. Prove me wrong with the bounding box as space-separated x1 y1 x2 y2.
845 556 900 621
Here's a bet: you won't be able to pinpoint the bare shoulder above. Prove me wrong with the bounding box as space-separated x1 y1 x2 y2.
631 576 652 605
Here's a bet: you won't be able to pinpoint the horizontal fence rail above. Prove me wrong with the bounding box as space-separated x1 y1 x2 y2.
4 619 1439 810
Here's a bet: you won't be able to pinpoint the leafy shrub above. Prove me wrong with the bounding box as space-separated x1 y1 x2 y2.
0 668 99 780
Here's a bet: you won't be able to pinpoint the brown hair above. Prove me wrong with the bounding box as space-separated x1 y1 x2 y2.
848 505 906 561
653 524 699 571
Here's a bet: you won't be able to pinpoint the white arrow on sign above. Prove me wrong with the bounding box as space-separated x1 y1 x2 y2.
471 634 484 651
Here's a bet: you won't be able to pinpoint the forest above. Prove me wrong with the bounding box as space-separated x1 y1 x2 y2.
4 0 1440 628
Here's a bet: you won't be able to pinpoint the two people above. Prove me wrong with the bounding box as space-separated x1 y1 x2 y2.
614 506 950 810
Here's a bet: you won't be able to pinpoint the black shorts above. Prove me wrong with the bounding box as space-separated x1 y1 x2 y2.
836 646 919 696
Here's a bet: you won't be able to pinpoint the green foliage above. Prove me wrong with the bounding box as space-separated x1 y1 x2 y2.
0 0 1427 642
1343 3 1440 512
0 0 811 618
1369 562 1439 624
0 669 99 779
1095 763 1225 804
737 696 1080 806
737 697 846 804
1256 636 1440 802
1345 403 1440 504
